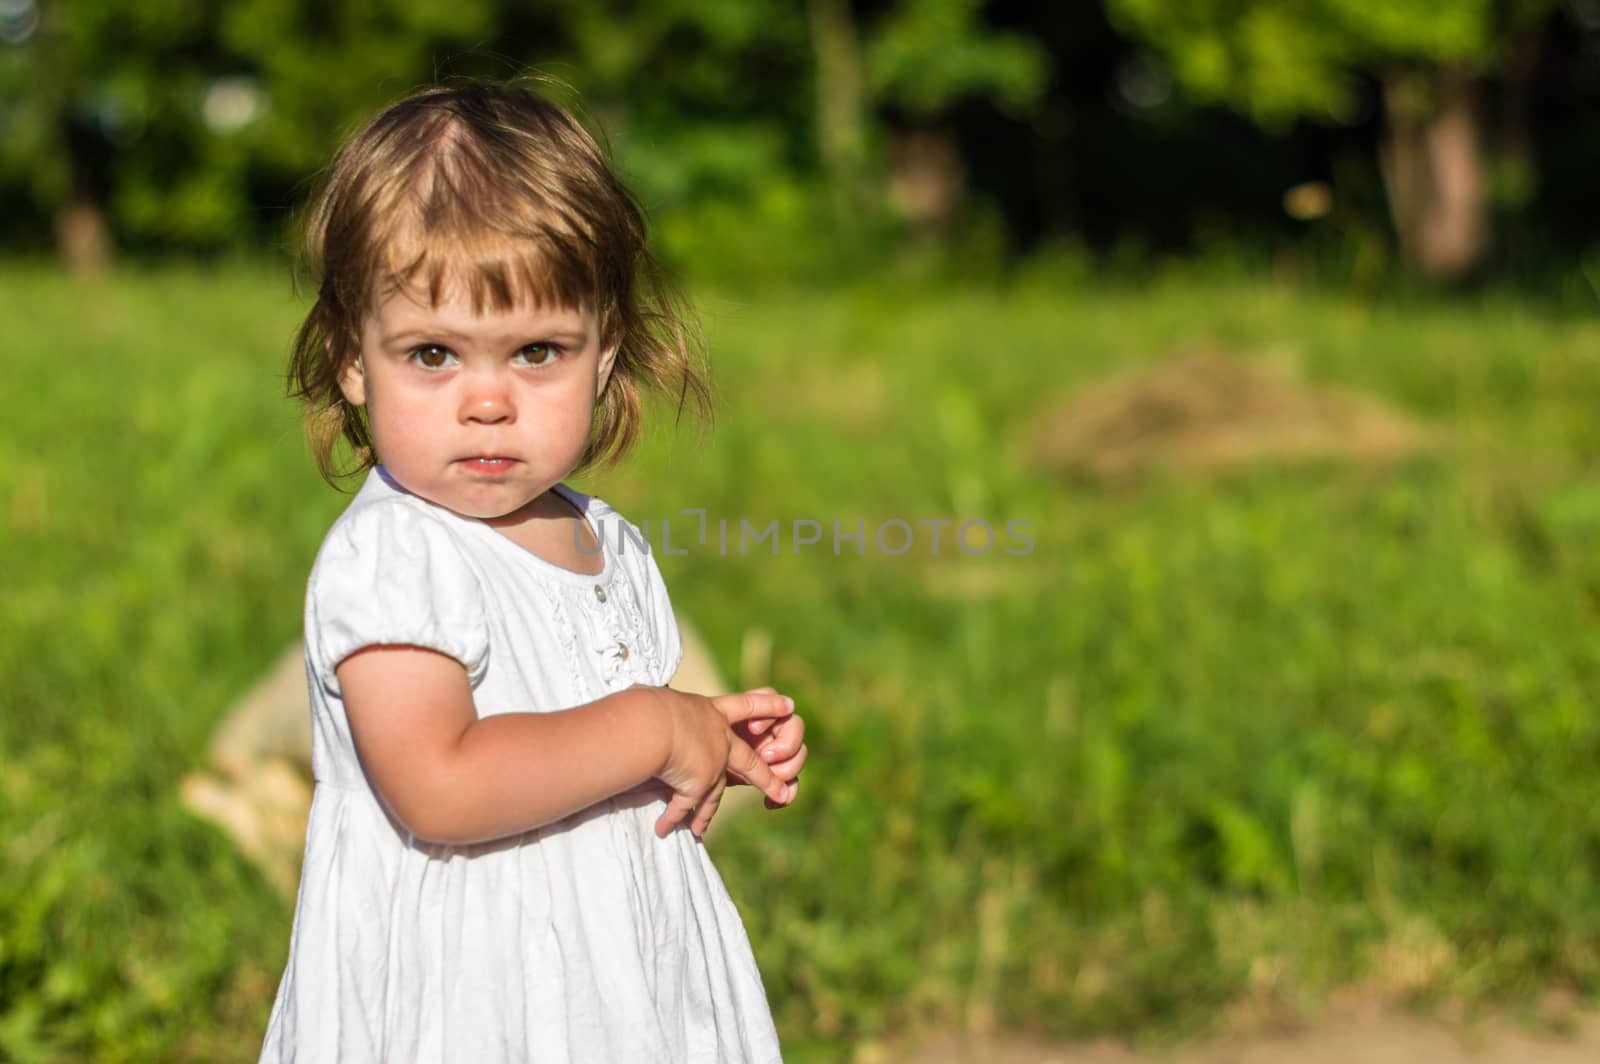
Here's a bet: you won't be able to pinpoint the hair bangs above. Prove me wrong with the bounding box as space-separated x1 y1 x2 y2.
380 225 599 319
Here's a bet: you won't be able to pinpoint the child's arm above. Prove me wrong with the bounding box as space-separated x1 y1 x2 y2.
337 645 794 844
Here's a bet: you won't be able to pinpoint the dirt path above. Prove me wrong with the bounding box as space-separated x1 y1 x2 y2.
897 1003 1600 1063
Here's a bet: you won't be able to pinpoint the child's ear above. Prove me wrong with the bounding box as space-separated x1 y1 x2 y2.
336 354 368 407
595 343 619 400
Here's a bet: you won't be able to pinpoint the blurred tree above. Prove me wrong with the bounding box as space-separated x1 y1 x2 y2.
0 1 235 268
522 0 812 214
801 0 1050 233
864 0 1049 233
0 0 498 266
810 0 870 216
220 0 500 198
865 0 1047 118
1104 0 1563 279
0 0 818 266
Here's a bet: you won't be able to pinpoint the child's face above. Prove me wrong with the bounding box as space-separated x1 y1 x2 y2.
340 280 616 521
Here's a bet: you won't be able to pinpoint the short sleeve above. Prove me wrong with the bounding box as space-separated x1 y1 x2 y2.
306 501 490 694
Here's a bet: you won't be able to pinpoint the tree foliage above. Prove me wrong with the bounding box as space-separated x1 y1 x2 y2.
866 0 1048 117
1103 0 1557 126
1105 0 1567 277
0 0 1052 261
1 0 1593 273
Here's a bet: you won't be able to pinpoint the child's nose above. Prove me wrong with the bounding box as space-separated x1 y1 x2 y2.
460 370 515 424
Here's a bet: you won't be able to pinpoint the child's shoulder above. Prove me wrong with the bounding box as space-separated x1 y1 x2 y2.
327 467 458 534
303 468 492 687
310 468 478 583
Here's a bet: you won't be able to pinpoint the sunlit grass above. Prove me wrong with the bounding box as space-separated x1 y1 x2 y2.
5 262 1600 1060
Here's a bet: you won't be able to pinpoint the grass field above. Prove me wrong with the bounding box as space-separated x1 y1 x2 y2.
4 262 1600 1061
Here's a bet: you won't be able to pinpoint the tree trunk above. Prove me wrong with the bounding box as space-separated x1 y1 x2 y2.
56 101 116 273
55 197 112 274
887 125 964 233
1379 67 1488 280
808 0 869 216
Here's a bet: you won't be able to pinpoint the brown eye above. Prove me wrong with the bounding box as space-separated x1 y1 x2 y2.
410 345 456 369
516 343 556 367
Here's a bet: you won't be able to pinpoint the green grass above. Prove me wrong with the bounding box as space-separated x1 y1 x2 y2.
5 262 1600 1060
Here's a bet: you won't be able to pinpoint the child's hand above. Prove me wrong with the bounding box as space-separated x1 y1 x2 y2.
655 688 793 838
730 687 807 808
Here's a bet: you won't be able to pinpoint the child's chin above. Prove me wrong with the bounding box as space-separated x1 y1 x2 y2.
414 487 526 522
450 499 526 521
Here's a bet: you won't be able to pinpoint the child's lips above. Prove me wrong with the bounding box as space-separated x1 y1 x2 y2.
456 456 519 474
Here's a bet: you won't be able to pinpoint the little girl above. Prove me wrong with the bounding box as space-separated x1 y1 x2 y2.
260 81 806 1062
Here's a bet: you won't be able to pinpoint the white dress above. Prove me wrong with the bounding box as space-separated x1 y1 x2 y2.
260 467 782 1063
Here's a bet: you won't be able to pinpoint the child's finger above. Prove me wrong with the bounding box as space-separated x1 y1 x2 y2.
763 779 800 810
759 717 805 761
765 744 808 781
726 736 789 806
757 710 804 746
714 690 794 726
689 782 725 837
655 791 699 837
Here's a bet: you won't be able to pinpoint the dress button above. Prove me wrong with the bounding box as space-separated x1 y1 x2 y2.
616 642 629 661
593 585 607 603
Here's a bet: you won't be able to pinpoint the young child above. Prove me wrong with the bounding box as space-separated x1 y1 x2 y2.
260 81 806 1062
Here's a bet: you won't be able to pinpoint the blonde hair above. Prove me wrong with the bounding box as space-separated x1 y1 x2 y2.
288 79 709 484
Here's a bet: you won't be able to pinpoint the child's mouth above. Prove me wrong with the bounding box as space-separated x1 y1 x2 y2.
461 456 516 472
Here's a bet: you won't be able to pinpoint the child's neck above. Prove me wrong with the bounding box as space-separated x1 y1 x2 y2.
484 489 604 577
